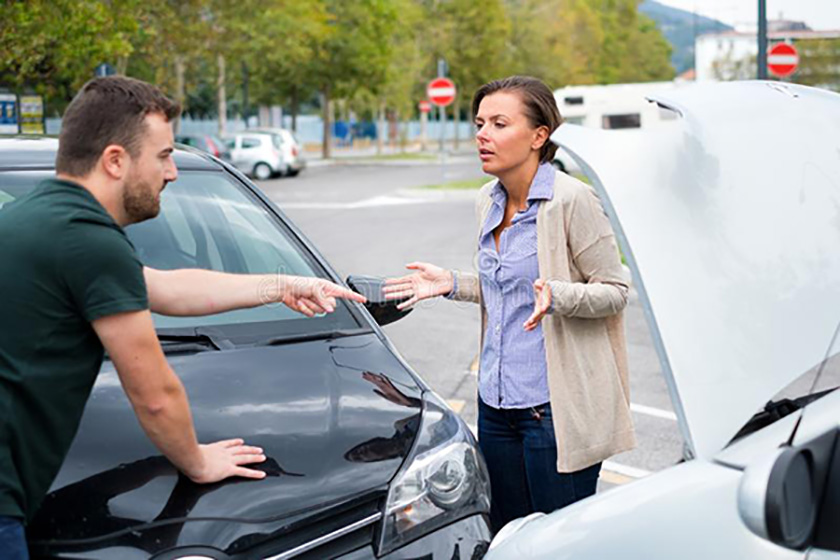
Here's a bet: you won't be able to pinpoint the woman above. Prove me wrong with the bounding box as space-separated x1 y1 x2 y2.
383 76 635 533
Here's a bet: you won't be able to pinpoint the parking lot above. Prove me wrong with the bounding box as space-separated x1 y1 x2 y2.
258 158 685 489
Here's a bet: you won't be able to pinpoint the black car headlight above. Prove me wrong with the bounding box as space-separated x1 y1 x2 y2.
378 391 490 555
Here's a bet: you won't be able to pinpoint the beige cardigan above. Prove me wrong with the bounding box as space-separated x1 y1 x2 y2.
452 170 636 472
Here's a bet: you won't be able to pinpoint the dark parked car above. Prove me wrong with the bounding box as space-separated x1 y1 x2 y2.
175 133 232 163
0 138 491 559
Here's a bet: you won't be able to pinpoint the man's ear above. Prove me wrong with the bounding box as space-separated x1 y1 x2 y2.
101 145 129 180
531 126 550 152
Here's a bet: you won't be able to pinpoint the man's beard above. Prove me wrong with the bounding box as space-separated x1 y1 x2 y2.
123 174 162 224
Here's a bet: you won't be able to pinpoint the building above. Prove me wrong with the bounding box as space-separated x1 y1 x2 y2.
695 22 840 91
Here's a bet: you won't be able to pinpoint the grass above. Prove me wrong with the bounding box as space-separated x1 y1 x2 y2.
421 177 490 190
421 170 590 191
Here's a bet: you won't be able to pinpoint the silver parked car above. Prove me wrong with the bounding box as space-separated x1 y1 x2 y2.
485 81 840 559
227 130 304 180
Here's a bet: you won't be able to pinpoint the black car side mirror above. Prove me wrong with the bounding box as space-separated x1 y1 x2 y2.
346 275 412 327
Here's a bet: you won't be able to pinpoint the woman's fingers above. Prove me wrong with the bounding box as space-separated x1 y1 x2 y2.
382 278 413 291
383 288 414 300
396 296 419 310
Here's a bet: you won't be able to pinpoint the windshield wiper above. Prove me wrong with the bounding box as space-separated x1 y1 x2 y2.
157 327 235 353
260 328 372 347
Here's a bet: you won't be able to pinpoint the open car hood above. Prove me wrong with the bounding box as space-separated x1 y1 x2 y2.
551 81 840 459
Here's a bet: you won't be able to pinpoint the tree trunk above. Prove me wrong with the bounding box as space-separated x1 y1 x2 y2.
321 84 331 159
116 56 129 75
173 56 186 135
217 54 227 137
291 86 299 132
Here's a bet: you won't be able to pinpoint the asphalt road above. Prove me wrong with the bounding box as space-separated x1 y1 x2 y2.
257 158 684 487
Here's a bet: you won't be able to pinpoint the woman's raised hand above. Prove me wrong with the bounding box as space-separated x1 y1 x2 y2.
523 278 552 331
383 262 454 310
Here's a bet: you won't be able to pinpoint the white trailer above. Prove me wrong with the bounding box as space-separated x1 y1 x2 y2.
552 81 688 172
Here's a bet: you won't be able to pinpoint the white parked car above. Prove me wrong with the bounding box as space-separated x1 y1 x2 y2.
248 127 306 177
486 81 840 559
227 129 305 180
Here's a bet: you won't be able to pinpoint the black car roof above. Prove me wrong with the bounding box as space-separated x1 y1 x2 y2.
0 136 220 171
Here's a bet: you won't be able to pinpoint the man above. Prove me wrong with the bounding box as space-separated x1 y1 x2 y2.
0 76 366 558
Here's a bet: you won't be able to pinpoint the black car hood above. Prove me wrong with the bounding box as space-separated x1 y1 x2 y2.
29 333 422 553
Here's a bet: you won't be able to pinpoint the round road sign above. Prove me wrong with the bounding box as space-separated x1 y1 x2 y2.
427 78 456 107
768 42 799 78
418 100 431 113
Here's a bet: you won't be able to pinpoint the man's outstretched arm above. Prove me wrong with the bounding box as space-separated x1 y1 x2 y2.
93 309 267 483
144 267 366 317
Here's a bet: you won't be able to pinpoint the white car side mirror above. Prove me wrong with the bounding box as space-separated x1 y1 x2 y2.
738 430 838 551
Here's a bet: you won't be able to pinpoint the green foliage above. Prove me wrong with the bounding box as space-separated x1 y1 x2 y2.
0 0 139 111
1 0 677 119
796 38 840 93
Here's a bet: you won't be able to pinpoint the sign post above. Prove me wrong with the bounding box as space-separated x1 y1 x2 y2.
767 42 799 78
19 95 45 135
95 63 116 78
427 77 456 155
0 93 18 134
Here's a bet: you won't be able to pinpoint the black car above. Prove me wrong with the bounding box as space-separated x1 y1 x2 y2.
0 138 491 559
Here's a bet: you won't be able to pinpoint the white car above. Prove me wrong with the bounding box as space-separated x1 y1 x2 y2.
248 127 306 177
486 81 840 559
227 129 306 180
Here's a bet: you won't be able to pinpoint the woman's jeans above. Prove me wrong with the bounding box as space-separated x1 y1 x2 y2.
478 399 601 534
0 516 28 560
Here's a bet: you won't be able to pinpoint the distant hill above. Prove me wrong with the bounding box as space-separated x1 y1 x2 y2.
640 0 732 75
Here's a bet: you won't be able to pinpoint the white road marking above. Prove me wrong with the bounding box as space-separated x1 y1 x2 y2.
279 195 427 210
602 461 652 479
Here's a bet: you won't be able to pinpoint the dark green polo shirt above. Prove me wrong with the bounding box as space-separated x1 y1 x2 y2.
0 178 148 521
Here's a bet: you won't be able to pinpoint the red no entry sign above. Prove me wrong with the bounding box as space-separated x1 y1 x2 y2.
768 42 799 77
427 78 456 107
418 100 431 113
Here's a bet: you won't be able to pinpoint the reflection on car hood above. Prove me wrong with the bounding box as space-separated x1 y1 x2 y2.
29 334 422 553
551 81 840 459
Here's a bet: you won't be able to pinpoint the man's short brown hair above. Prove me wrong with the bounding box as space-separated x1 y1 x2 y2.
472 76 563 164
56 76 181 177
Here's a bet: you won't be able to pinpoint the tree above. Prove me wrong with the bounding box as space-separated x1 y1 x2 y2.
503 0 674 88
0 0 139 112
310 0 400 158
795 38 840 93
433 0 511 146
243 0 331 132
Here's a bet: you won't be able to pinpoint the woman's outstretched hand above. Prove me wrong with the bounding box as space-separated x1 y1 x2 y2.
382 262 454 310
523 279 552 331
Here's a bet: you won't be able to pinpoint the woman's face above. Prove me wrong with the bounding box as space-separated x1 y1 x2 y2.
474 91 546 177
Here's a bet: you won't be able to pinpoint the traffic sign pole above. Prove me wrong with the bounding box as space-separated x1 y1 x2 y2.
758 0 767 79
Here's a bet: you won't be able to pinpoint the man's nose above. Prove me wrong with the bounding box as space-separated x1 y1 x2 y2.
165 158 178 182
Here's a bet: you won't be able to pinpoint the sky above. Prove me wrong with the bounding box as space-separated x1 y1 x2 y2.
653 0 840 31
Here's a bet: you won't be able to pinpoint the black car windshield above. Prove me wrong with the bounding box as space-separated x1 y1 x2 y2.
0 168 361 341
